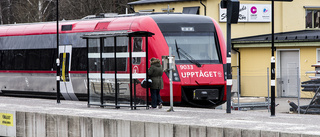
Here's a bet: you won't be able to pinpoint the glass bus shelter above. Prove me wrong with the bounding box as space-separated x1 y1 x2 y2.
81 31 154 109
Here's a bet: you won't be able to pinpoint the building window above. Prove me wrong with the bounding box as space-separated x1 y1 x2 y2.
183 7 200 15
306 9 320 28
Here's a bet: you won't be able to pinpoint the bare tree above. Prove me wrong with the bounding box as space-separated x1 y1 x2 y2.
58 0 133 20
0 0 135 24
9 0 55 23
0 3 3 24
0 0 13 24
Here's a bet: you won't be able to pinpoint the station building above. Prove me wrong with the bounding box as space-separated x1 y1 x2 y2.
128 0 320 98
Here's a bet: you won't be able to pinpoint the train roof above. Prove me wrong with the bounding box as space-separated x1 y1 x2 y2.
149 14 212 23
0 18 115 36
0 13 214 37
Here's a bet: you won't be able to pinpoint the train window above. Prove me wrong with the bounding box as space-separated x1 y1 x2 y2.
71 48 87 71
0 51 3 70
26 50 40 70
77 49 87 71
40 49 55 70
2 50 13 70
71 48 79 71
103 58 126 71
13 50 26 70
62 25 73 31
0 51 2 70
89 58 100 72
164 32 220 64
132 37 142 65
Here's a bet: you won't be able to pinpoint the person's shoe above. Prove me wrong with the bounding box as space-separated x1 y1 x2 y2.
149 106 157 109
158 103 163 109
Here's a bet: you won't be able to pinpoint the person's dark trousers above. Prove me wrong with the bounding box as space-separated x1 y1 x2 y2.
150 89 162 108
156 89 163 105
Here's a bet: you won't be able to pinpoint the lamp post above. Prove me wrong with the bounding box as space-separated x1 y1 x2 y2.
242 0 292 116
221 0 239 113
56 0 60 104
259 0 293 116
270 0 275 116
222 0 292 114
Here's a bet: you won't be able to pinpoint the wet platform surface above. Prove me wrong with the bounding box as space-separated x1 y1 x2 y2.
0 96 319 136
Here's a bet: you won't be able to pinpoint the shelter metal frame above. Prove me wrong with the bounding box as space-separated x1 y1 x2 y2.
82 31 154 109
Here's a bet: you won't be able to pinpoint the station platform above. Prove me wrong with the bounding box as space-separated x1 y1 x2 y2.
0 96 319 137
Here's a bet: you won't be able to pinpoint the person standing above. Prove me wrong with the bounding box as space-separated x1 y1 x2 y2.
148 57 164 109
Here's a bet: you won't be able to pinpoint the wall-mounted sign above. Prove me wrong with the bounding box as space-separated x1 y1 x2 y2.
0 111 16 137
219 4 271 22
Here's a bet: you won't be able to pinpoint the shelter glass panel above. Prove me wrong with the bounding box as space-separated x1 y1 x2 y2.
88 39 101 105
132 37 142 65
102 37 130 105
130 37 147 106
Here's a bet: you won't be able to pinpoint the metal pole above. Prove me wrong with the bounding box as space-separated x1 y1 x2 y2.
270 0 276 116
237 67 240 110
56 0 60 104
86 39 90 107
114 37 118 108
146 35 149 109
226 1 232 113
297 67 300 114
129 36 133 110
100 38 104 107
134 80 137 109
267 67 270 112
167 47 174 112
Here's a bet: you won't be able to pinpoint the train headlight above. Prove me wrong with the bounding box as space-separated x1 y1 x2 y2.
173 71 180 81
165 66 180 82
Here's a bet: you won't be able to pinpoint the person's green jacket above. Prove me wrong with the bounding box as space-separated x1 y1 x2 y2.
148 58 164 89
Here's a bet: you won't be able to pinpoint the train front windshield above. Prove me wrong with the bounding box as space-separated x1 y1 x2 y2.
164 32 221 64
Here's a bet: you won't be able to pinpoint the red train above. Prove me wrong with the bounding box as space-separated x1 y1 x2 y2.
0 13 226 108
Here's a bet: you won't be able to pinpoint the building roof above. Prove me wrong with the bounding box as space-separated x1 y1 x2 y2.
128 0 197 5
232 30 320 44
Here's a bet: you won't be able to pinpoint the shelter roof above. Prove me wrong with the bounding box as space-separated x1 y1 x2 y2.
128 0 197 5
232 30 320 44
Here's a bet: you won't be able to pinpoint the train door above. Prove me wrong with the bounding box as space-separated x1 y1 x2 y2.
59 45 78 101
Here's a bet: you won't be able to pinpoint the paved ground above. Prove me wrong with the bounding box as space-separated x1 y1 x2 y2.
0 96 320 136
225 97 313 113
274 97 312 113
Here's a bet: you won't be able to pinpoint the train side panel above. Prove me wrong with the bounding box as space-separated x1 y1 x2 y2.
0 14 227 107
